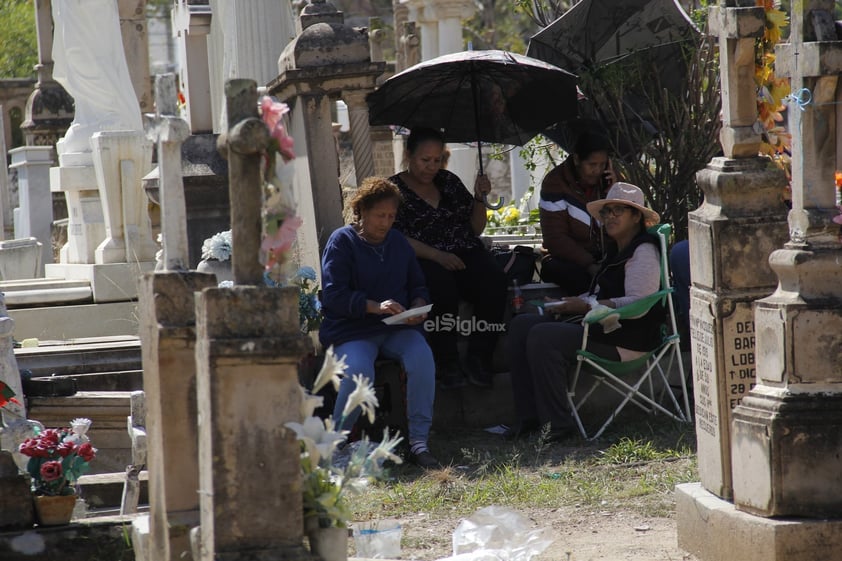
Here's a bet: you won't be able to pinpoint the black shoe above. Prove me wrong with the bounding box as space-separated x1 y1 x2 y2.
500 419 540 440
464 355 493 388
436 361 467 390
409 449 442 469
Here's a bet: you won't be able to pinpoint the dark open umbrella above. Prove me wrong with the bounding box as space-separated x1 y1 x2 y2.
527 0 698 157
367 49 579 207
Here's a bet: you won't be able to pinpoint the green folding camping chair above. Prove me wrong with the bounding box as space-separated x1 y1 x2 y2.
567 223 692 440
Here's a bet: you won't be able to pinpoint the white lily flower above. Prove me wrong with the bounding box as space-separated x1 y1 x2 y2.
285 416 346 469
299 386 324 420
368 429 404 466
342 373 379 424
312 346 348 394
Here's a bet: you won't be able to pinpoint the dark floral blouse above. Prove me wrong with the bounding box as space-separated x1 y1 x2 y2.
389 169 483 253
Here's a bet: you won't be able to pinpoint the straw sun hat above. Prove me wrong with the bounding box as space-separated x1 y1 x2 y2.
586 182 660 227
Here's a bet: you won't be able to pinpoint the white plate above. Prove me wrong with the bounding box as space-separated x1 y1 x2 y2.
381 304 433 325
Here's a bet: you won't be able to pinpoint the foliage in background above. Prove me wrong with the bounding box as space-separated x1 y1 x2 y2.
576 13 721 240
0 0 37 79
463 0 540 53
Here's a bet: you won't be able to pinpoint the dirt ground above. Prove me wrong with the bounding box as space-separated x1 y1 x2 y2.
377 505 698 561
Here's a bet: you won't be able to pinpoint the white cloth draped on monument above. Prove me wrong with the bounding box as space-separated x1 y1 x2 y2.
51 0 143 159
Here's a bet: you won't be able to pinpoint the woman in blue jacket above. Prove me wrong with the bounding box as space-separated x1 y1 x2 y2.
320 177 439 468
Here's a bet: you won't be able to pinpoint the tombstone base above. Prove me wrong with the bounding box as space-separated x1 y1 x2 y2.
677 482 842 561
731 391 842 517
45 261 155 302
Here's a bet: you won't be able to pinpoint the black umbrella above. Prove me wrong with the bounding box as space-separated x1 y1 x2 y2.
527 0 698 157
367 50 579 207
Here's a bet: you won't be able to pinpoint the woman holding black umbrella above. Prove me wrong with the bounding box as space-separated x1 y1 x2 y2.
390 128 507 390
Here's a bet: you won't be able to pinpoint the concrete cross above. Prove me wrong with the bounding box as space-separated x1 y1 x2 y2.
218 79 269 286
775 0 842 245
708 1 765 158
146 73 191 271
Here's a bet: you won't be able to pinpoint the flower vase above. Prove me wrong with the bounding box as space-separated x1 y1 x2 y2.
307 526 348 561
33 494 77 526
197 258 234 284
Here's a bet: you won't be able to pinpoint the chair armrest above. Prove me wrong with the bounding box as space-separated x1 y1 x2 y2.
582 289 672 324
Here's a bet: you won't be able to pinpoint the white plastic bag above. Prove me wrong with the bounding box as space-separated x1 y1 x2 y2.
437 506 554 561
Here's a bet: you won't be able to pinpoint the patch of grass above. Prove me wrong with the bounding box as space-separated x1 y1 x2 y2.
349 415 698 522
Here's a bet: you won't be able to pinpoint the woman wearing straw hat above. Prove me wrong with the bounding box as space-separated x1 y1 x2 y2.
501 182 665 442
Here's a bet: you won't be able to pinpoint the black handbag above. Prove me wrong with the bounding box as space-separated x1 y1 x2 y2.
492 245 538 286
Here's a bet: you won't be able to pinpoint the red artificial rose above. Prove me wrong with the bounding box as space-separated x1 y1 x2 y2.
40 460 63 482
77 442 95 462
18 438 38 457
41 429 61 446
57 441 75 457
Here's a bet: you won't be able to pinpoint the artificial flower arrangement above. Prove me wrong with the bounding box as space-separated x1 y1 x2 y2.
18 418 96 496
201 230 233 262
285 347 403 529
485 186 540 235
265 265 322 334
259 95 302 280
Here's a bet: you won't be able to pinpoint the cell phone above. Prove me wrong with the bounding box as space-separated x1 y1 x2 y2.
601 161 612 190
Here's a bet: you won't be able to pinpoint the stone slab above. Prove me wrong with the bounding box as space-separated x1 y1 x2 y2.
676 482 842 561
44 261 155 302
8 301 140 340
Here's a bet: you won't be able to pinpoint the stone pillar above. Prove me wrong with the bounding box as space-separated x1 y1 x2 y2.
369 17 386 63
0 111 11 240
401 22 421 69
135 75 218 561
173 0 213 134
9 146 54 274
430 0 474 55
91 131 156 265
342 90 376 185
393 0 409 72
21 0 74 150
270 0 385 257
207 0 297 134
731 0 842 518
137 271 215 561
685 2 788 500
193 78 312 561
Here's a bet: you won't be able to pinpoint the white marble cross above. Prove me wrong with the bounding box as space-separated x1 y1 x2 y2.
146 74 191 271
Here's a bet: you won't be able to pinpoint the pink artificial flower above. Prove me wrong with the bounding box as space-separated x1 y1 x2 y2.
261 215 303 269
260 96 295 162
40 461 63 482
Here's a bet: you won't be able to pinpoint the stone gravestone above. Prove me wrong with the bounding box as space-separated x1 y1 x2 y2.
192 79 313 561
686 1 788 500
133 74 217 561
678 3 842 560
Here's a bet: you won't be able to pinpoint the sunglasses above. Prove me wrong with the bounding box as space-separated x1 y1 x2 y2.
598 205 630 219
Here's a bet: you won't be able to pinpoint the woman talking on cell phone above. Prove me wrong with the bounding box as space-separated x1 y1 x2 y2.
538 131 618 295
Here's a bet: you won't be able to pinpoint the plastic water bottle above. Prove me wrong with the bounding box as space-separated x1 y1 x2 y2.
511 279 523 314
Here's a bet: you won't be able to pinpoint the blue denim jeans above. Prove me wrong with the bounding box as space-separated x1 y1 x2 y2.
332 329 435 443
